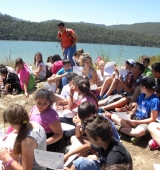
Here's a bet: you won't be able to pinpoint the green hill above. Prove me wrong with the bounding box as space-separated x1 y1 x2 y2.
106 22 160 37
0 13 160 47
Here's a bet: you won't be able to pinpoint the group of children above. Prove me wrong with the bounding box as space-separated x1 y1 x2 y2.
0 50 160 170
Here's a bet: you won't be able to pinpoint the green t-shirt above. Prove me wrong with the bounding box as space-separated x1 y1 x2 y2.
143 67 152 77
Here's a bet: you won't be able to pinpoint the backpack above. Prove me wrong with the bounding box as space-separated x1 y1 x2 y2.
45 65 52 79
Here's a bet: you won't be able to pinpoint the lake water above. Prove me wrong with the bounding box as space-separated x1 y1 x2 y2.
0 40 160 65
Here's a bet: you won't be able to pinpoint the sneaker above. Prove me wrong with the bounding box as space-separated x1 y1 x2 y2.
131 136 142 144
148 139 159 149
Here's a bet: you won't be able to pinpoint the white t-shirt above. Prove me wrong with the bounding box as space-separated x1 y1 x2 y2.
36 62 46 77
97 70 110 86
61 84 70 99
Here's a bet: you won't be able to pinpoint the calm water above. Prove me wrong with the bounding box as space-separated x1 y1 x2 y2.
0 40 160 64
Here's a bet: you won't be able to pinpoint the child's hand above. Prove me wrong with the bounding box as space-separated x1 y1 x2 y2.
24 92 29 98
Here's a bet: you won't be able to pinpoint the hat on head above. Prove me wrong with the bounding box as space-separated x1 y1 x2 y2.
140 76 156 90
124 59 135 66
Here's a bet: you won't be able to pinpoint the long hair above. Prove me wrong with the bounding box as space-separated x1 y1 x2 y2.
34 52 43 66
3 104 29 155
14 58 24 69
73 77 98 106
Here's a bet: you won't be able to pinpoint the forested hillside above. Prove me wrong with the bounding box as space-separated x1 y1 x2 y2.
106 22 160 37
0 13 160 47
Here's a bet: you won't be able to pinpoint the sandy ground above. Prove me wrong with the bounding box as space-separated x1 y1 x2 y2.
0 82 159 170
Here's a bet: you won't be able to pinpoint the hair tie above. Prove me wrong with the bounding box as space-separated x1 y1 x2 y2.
23 120 27 124
152 86 156 90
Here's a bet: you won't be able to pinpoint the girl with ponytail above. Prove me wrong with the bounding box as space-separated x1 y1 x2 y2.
0 104 46 170
60 76 98 138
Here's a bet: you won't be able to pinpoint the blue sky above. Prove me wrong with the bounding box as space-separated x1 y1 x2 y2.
0 0 160 26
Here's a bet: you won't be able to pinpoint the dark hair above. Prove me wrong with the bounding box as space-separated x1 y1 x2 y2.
73 51 80 56
141 55 150 64
62 58 71 65
78 48 84 54
3 104 29 155
0 64 8 74
82 54 92 66
34 52 43 66
151 62 160 73
34 89 55 106
52 54 62 63
83 114 113 143
66 72 78 82
73 76 98 106
135 62 145 73
78 101 97 121
140 76 156 91
105 164 132 170
47 56 52 62
15 58 24 69
58 21 65 27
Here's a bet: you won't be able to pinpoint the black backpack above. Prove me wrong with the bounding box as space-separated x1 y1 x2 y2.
45 65 52 79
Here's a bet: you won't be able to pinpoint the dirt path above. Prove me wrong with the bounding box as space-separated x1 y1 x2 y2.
0 82 159 170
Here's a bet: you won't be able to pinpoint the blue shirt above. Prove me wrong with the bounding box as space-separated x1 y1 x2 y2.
57 68 72 75
134 93 160 119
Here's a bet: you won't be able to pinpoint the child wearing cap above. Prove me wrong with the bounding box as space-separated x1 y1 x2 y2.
111 76 160 144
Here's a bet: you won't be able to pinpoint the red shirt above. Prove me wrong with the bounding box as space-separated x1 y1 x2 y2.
58 29 74 49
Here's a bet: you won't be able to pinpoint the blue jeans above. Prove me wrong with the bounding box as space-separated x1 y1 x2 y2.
63 45 76 66
61 76 68 87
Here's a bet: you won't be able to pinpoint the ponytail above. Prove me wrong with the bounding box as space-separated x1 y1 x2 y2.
13 122 29 155
77 79 98 107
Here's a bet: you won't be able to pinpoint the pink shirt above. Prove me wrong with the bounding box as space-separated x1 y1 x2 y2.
17 64 30 90
30 105 59 133
81 96 98 108
51 60 63 74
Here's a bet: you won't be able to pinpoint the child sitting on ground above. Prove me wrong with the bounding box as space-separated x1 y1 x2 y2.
15 57 35 97
111 76 160 144
47 58 72 91
0 64 21 95
66 115 132 170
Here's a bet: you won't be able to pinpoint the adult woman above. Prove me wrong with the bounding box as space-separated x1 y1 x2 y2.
33 52 46 80
15 58 35 97
0 104 46 170
30 89 63 152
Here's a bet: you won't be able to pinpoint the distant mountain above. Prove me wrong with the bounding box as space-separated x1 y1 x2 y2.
106 22 160 37
1 13 160 47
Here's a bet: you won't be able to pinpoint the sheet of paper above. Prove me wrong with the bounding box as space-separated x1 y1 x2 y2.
64 142 82 167
43 82 56 92
104 62 116 75
61 123 75 131
34 149 64 169
90 84 97 90
112 112 130 121
153 164 160 170
73 66 83 76
118 68 128 76
54 94 66 100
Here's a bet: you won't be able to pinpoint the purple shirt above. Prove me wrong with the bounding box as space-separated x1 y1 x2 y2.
81 96 98 108
30 105 59 133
